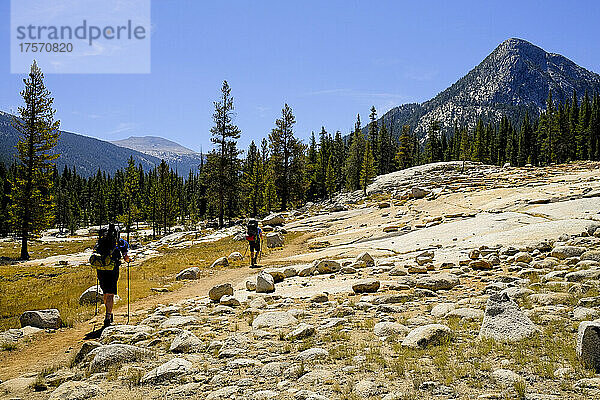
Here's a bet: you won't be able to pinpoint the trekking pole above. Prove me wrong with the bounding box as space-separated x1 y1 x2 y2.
95 276 99 317
126 260 131 325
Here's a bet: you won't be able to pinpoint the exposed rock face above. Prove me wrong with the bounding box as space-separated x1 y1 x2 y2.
478 293 539 342
365 38 600 140
209 283 233 302
577 321 600 372
20 309 62 329
176 267 200 280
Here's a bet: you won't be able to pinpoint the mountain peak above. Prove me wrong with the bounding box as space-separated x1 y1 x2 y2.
112 136 198 156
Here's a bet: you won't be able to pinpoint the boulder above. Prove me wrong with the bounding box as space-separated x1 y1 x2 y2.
577 321 600 371
262 213 285 226
266 232 284 248
373 322 409 338
265 269 286 283
210 256 229 268
354 252 375 267
298 264 316 277
169 330 202 353
246 280 256 291
176 267 200 281
141 358 193 384
228 251 244 261
220 295 240 307
402 324 452 348
209 283 233 302
88 344 151 373
310 293 328 303
252 311 298 329
478 292 539 342
491 369 522 388
286 323 316 340
296 347 328 361
20 309 61 329
550 246 586 260
79 286 103 305
352 279 380 294
410 187 430 199
315 260 341 274
159 316 199 330
514 252 533 263
446 307 484 320
48 381 103 400
581 250 600 263
256 271 275 293
416 273 460 291
73 341 102 365
469 259 492 270
100 324 153 344
565 269 600 282
430 303 456 318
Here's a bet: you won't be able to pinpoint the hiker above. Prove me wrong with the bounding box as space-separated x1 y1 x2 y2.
246 219 263 266
94 223 130 327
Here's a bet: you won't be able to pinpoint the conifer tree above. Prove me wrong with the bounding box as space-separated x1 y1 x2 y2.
123 156 139 242
344 115 366 191
10 61 60 260
395 125 413 169
368 106 379 165
360 140 376 195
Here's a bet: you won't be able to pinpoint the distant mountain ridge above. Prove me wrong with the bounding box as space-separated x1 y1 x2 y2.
370 38 600 138
111 136 204 176
0 112 161 177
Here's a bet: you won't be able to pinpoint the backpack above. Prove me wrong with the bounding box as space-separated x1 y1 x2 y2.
246 220 259 241
90 225 120 270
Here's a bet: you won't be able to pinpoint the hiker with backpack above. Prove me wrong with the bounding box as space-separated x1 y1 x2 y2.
90 223 130 327
246 219 263 267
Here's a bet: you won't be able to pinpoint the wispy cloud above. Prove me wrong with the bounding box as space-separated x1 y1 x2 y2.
403 68 439 82
255 105 270 118
304 88 407 102
107 122 137 135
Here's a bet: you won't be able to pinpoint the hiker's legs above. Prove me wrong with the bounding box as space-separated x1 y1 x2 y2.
250 250 255 265
104 293 114 316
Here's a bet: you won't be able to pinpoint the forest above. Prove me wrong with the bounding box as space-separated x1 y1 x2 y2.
2 81 599 239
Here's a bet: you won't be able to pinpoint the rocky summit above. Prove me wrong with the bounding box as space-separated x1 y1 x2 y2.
4 161 600 399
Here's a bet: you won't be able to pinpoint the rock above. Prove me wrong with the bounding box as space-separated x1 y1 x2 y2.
88 344 151 373
141 358 193 384
79 286 103 305
402 324 452 348
159 316 198 330
470 259 492 270
298 264 316 277
266 232 284 248
315 259 341 274
207 386 239 400
529 292 572 305
220 295 240 307
573 307 600 321
209 283 234 302
354 379 381 397
170 330 202 353
416 273 460 291
251 390 279 400
373 322 409 338
352 279 380 294
408 264 428 273
478 292 539 342
44 370 76 387
286 323 316 340
581 250 600 262
48 381 103 400
566 269 600 282
410 187 430 199
252 311 298 329
310 293 328 303
354 252 375 267
20 309 61 329
469 249 480 259
491 369 522 388
296 347 328 361
256 271 275 293
389 267 408 276
447 308 484 320
550 246 586 260
246 280 256 291
228 251 244 261
73 341 102 365
577 320 600 371
176 267 200 280
262 213 285 226
210 256 229 268
431 303 456 318
166 383 204 397
514 252 533 263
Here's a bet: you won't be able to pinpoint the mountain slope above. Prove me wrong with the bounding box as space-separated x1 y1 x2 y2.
111 136 204 176
0 111 161 176
373 38 600 138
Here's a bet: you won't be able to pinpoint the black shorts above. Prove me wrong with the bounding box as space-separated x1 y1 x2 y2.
249 239 260 252
97 264 120 295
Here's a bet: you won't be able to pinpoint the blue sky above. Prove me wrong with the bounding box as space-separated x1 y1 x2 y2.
1 0 600 153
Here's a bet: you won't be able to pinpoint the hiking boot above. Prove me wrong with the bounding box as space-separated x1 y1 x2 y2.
103 313 113 328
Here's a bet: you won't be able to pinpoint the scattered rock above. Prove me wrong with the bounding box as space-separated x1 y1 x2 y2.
550 246 586 260
577 320 600 371
266 232 285 248
209 283 234 302
262 213 285 226
491 369 521 388
315 260 341 274
228 251 244 261
478 293 539 342
252 311 298 329
416 273 460 291
88 344 151 373
48 381 103 400
79 286 103 305
256 271 275 293
169 330 202 353
210 256 229 268
470 260 492 270
20 309 61 329
402 324 452 348
286 323 316 340
373 322 409 338
352 279 380 294
354 252 375 267
176 267 200 280
141 358 193 384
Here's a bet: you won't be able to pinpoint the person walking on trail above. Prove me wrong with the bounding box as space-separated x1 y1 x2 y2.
246 219 263 267
95 223 130 327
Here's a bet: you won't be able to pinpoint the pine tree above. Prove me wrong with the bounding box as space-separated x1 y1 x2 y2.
325 154 335 198
9 61 60 260
360 140 376 195
424 121 442 163
395 125 413 169
123 156 139 242
344 114 366 191
378 121 396 174
209 80 241 227
368 106 379 167
269 104 304 210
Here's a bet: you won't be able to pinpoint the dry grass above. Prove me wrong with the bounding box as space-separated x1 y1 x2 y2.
0 238 96 263
0 234 261 331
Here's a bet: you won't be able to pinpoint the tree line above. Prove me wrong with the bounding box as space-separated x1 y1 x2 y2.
3 62 600 259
